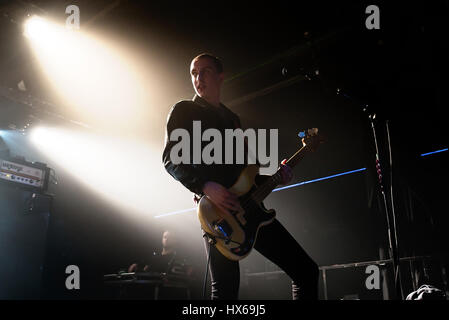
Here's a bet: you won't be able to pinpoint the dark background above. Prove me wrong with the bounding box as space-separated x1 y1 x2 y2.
0 0 447 299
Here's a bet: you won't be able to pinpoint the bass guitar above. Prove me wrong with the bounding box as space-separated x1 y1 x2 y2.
198 128 323 260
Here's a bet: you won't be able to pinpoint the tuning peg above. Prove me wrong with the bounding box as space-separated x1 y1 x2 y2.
310 128 319 135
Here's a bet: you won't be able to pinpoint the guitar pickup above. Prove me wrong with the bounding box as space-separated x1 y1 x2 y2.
213 219 233 240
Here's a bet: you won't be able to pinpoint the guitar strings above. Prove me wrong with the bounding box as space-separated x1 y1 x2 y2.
239 144 309 207
240 171 281 209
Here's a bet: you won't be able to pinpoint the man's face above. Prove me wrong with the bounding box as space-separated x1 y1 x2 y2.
190 57 224 101
162 231 175 249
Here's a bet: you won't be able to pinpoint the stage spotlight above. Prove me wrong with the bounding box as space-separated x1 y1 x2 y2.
23 16 50 40
23 15 154 131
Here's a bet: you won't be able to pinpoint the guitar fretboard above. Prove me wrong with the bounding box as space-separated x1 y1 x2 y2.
251 144 308 202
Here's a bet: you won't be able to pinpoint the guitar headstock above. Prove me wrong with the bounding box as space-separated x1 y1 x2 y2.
298 128 324 151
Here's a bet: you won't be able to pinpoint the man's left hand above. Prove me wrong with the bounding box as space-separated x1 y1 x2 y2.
279 159 293 185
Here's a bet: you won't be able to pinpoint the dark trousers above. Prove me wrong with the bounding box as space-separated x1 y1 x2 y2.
203 218 319 300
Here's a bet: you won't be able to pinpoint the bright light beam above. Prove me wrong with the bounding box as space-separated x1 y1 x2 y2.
24 16 152 129
420 148 448 157
155 167 368 218
273 168 367 192
30 126 190 222
154 207 196 219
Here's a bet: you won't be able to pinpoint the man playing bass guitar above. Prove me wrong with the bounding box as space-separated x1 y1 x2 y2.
163 53 319 300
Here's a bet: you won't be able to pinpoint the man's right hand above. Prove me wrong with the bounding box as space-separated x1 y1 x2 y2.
202 181 242 215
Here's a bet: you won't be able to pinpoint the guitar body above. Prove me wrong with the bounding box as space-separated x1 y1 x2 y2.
198 165 276 261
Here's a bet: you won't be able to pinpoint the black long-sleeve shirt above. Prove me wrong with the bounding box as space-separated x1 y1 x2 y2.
162 95 247 196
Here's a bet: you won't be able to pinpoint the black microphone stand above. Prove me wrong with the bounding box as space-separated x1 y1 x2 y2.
280 34 404 298
336 89 403 299
385 119 403 299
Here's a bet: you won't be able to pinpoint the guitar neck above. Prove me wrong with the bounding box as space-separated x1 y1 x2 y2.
252 144 308 202
285 144 308 168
